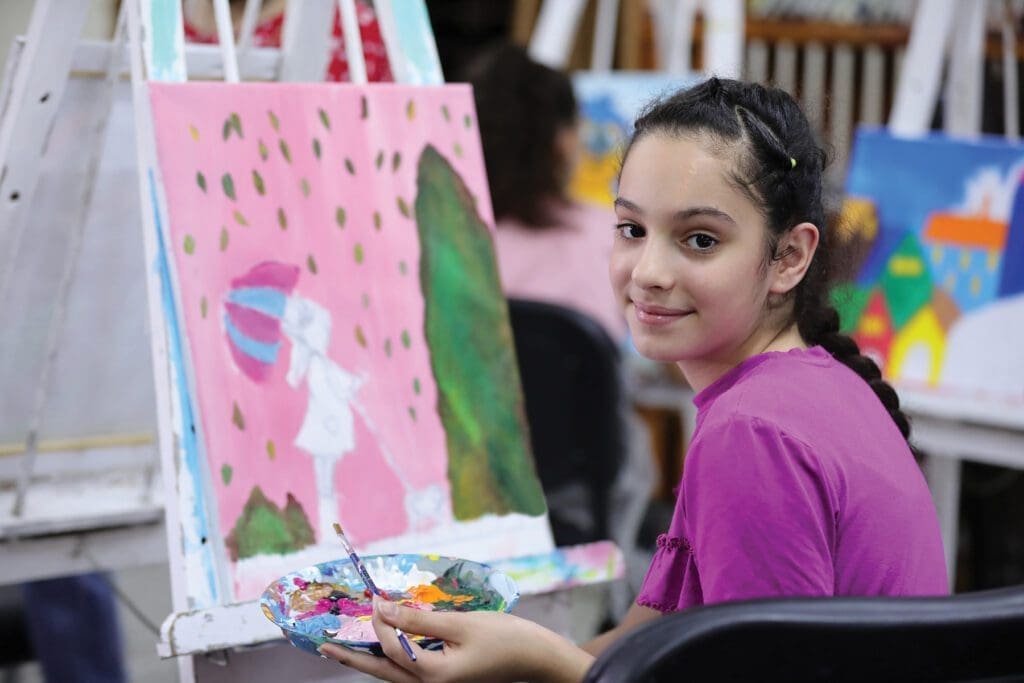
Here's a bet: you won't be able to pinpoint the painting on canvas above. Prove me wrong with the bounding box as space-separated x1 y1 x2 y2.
148 82 552 606
835 128 1024 408
570 72 701 207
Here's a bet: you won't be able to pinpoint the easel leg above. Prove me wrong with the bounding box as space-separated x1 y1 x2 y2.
924 455 962 590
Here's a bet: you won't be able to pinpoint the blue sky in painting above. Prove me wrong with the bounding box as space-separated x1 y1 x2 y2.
844 128 1024 313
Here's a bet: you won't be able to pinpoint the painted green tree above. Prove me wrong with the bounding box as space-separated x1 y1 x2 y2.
415 145 547 519
225 486 316 560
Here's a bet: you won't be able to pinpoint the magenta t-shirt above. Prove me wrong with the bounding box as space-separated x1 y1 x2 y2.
637 346 948 612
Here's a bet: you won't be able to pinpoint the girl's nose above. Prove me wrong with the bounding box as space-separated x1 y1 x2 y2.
632 240 674 290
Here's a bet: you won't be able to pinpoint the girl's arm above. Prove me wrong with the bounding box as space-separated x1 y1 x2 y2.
582 603 662 656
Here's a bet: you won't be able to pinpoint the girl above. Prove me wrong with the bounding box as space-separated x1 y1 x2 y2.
319 77 949 683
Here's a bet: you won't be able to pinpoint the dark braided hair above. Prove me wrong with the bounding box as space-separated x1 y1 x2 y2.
624 77 917 455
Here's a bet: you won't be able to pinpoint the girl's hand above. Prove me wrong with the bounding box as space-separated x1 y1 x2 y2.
319 596 593 683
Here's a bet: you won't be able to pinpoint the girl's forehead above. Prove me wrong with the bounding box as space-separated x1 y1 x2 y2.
619 133 748 205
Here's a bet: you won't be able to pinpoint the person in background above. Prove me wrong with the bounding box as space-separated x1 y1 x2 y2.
466 43 626 343
320 76 948 683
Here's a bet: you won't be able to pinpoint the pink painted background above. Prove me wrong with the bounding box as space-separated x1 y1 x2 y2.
150 83 494 558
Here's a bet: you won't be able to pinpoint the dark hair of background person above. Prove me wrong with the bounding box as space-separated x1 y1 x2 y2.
623 77 920 458
463 43 578 228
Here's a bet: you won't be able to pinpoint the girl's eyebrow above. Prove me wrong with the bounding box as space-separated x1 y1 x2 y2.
614 197 737 226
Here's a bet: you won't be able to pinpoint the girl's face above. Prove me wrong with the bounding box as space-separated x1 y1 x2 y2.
610 132 781 370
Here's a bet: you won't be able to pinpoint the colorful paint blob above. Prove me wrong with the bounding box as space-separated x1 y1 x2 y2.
261 554 518 657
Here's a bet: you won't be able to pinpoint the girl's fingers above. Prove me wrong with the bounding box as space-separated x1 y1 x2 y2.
318 643 420 683
373 595 464 640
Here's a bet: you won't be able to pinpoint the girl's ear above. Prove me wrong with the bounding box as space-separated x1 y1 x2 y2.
769 222 819 296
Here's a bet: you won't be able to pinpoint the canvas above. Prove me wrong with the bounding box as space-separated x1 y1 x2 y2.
836 128 1024 408
570 72 701 207
148 82 552 607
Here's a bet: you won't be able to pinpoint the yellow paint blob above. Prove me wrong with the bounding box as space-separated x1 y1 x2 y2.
987 249 1000 272
859 314 886 337
931 245 943 265
888 306 946 385
959 250 971 270
970 274 981 296
189 124 200 141
889 255 924 277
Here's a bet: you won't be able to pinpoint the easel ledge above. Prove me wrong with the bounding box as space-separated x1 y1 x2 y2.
157 540 624 658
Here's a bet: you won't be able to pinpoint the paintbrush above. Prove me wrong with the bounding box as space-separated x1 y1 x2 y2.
331 522 418 662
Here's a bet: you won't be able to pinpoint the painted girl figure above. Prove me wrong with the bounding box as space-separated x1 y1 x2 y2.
225 262 444 546
321 78 948 682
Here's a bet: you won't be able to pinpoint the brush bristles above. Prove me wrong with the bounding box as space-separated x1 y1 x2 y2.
333 522 344 535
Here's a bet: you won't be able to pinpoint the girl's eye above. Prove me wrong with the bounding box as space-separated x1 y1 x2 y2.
685 233 718 251
616 223 645 239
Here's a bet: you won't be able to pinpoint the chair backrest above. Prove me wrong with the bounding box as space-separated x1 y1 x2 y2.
583 586 1024 682
507 298 625 545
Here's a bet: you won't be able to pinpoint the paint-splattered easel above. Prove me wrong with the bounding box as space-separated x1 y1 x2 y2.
121 2 625 681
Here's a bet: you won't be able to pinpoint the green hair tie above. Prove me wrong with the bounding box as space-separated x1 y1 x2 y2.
789 157 797 169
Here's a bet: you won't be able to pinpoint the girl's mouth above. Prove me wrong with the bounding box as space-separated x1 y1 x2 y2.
632 301 693 326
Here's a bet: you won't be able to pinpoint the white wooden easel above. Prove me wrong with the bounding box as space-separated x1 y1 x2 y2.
888 0 1024 588
526 0 743 76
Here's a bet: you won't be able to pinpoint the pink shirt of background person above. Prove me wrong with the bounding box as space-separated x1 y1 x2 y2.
493 201 628 344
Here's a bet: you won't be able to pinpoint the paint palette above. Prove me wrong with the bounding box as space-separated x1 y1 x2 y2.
261 553 519 656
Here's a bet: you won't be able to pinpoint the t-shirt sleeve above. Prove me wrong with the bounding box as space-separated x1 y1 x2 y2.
684 414 838 604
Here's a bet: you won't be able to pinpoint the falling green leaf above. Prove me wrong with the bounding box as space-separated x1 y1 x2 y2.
406 99 416 120
375 150 384 170
279 138 291 163
354 243 364 263
196 171 207 192
268 110 280 131
408 406 417 421
232 401 245 430
252 169 265 195
221 464 233 485
233 209 248 226
463 113 472 129
266 439 276 460
398 260 408 275
300 177 311 197
396 196 409 218
335 207 346 228
230 112 243 138
354 325 367 348
222 118 232 140
373 211 381 230
401 329 411 349
344 158 356 175
200 296 208 318
219 226 229 251
307 254 318 274
384 338 392 357
360 96 368 119
318 107 331 130
221 173 236 200
392 151 401 172
183 234 195 254
413 378 421 395
277 207 288 230
312 138 322 160
453 142 463 158
441 104 450 122
189 124 200 141
258 139 269 161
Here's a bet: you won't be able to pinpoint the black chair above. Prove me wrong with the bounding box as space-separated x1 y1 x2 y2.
583 586 1024 682
0 585 34 681
507 299 626 546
